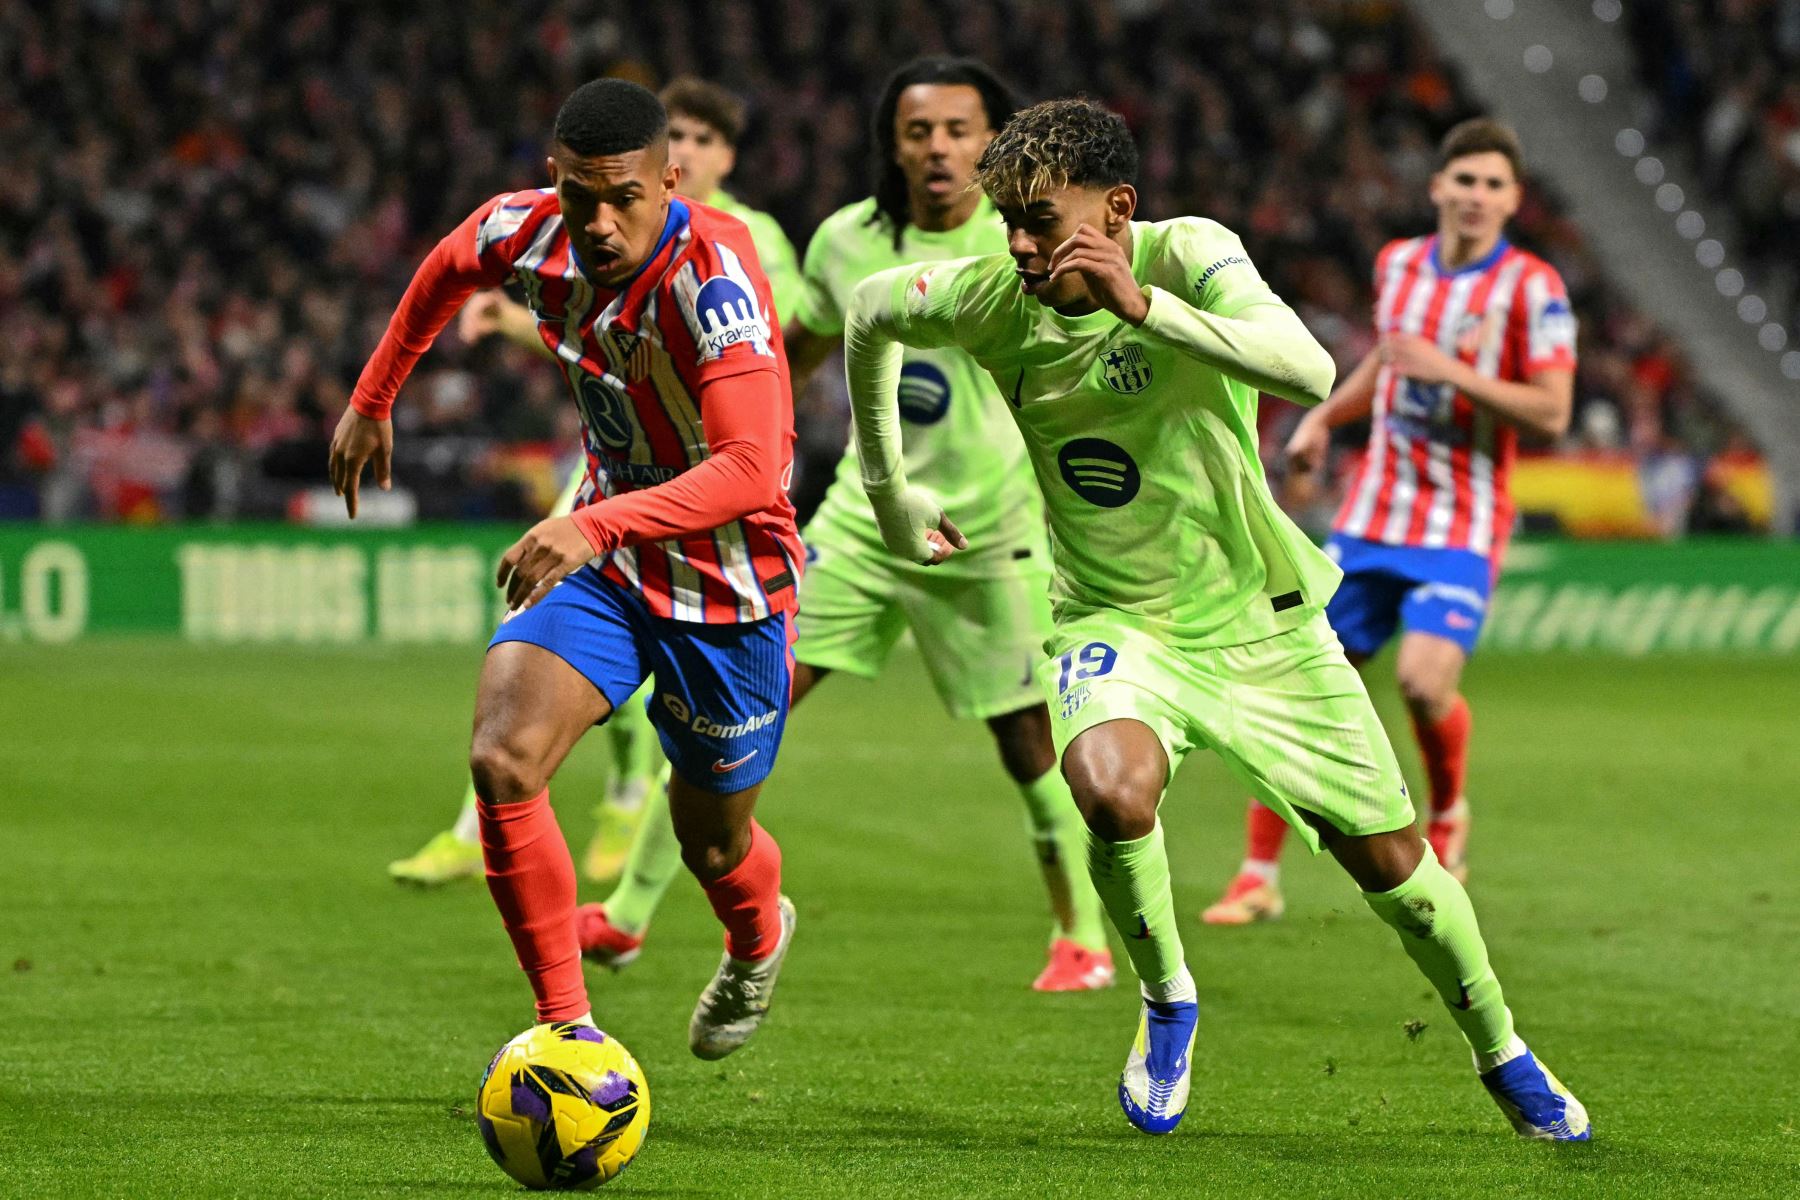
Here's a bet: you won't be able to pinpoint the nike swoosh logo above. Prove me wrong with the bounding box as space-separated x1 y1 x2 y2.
712 750 759 773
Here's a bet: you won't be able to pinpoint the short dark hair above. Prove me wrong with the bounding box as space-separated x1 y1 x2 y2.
975 97 1138 208
660 77 746 146
868 56 1017 249
554 78 668 158
1438 117 1524 179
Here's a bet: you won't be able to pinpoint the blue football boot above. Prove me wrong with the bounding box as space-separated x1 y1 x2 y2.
1480 1048 1591 1141
1118 999 1198 1134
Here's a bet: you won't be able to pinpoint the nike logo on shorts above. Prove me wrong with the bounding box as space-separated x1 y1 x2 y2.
712 750 759 774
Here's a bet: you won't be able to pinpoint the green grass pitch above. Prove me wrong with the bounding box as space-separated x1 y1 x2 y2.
3 641 1795 1197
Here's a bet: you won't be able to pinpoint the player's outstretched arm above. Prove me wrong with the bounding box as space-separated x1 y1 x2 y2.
332 204 510 517
843 270 967 566
459 291 554 362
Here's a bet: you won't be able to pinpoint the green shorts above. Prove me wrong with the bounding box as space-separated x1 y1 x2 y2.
797 528 1053 721
1043 610 1414 853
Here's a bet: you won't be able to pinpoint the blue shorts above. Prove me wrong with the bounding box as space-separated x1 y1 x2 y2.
489 566 793 793
1323 534 1493 658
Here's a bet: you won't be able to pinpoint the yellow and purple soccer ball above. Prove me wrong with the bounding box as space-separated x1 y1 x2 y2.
476 1022 650 1190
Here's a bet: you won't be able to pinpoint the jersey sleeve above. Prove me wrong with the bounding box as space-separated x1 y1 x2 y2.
840 258 984 559
1513 263 1578 375
348 193 528 419
1165 220 1282 319
665 236 783 385
1371 239 1405 323
792 219 846 337
1138 222 1334 407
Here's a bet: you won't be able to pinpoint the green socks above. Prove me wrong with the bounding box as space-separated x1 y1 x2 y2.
601 790 681 935
605 685 662 790
1019 769 1111 951
1362 846 1515 1060
1086 821 1188 996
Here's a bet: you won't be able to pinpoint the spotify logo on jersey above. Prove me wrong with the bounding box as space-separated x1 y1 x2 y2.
1058 438 1140 507
897 361 952 425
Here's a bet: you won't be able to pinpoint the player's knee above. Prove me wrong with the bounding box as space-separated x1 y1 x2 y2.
468 734 548 806
1062 756 1160 842
986 706 1055 783
1396 667 1453 718
677 828 749 882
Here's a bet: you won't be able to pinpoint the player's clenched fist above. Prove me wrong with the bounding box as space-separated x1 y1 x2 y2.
497 515 597 611
867 483 968 566
1380 333 1458 385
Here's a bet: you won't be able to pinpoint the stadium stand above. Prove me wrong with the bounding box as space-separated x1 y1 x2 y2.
0 0 1762 529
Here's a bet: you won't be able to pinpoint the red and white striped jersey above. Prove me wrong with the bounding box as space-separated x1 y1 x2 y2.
352 190 802 625
1334 235 1576 559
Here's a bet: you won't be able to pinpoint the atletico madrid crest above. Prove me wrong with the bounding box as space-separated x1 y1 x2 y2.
604 327 652 382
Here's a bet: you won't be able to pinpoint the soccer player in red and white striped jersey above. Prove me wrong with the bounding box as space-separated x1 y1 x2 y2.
1205 118 1575 923
329 79 800 1055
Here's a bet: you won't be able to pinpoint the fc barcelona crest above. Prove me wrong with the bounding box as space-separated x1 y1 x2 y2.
1100 344 1152 394
605 328 652 382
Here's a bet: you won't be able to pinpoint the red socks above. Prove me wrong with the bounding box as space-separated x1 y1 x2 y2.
699 820 784 961
1410 696 1472 816
477 790 588 1023
1245 800 1289 866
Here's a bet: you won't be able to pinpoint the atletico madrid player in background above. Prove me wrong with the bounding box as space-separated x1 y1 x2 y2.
329 79 802 1058
1204 118 1576 924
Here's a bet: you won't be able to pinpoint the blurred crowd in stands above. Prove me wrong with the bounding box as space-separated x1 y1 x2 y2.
1626 0 1800 342
0 0 1765 530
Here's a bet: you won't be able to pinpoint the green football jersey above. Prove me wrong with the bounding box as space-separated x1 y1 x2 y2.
710 189 802 329
797 195 1045 568
854 217 1343 646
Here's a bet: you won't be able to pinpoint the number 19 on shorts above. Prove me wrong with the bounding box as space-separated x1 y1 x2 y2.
1055 642 1117 695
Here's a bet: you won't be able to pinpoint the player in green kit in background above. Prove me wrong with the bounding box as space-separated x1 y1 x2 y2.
843 98 1590 1140
575 58 1116 993
387 77 801 887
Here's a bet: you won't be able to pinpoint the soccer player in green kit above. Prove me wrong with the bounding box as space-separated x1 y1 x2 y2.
843 98 1590 1139
387 77 802 887
575 58 1116 993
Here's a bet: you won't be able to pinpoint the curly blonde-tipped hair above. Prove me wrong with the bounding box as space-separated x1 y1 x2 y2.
973 97 1138 208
